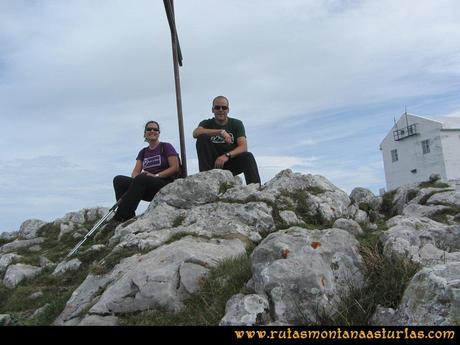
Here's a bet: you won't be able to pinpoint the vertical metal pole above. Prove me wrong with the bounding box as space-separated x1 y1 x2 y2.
164 0 187 176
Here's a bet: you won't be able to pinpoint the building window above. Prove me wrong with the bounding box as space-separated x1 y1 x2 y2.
422 139 430 154
391 149 398 162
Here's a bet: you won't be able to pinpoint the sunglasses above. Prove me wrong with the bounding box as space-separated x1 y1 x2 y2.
213 105 228 111
145 128 160 132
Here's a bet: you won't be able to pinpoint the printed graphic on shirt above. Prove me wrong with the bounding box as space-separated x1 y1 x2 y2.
143 155 161 169
210 132 234 144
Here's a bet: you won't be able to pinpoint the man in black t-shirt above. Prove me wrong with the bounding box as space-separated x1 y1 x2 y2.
192 95 261 184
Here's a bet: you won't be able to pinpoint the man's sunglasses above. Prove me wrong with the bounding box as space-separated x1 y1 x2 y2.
213 105 228 111
145 128 160 132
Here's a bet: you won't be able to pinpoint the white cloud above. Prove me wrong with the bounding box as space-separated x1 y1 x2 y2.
441 110 460 118
1 0 460 231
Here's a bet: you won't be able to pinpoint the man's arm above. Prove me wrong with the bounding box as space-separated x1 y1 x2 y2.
228 136 247 157
214 136 248 168
193 126 223 138
193 126 233 143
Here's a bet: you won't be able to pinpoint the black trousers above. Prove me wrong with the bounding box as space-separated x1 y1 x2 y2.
196 134 261 184
113 174 171 221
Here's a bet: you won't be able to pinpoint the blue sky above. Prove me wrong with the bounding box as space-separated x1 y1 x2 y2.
1 0 460 232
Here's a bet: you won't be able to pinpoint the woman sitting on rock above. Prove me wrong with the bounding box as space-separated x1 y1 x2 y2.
111 120 180 223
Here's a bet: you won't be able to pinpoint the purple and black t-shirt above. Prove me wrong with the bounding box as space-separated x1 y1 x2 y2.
136 142 178 174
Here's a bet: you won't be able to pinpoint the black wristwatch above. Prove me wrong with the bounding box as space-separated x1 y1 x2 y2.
225 152 232 159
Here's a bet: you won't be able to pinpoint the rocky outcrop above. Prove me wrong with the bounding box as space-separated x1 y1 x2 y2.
3 264 43 289
0 238 45 254
381 216 460 266
88 237 246 316
372 262 460 325
369 178 460 324
246 227 364 324
0 253 22 272
350 187 382 211
393 262 460 325
18 219 47 240
1 170 459 326
52 259 82 276
219 294 270 326
55 236 246 325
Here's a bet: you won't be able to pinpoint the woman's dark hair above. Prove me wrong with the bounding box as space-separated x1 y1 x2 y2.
144 121 160 142
144 120 160 131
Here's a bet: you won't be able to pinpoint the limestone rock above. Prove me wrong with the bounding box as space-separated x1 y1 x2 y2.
251 227 364 324
54 274 113 325
150 169 241 209
392 262 460 325
332 218 363 236
78 315 119 326
0 314 12 326
52 259 82 276
279 210 302 227
427 190 460 209
0 238 45 254
18 219 47 240
382 215 460 266
220 293 270 325
370 305 396 325
350 187 382 210
0 253 22 272
3 264 43 289
88 236 246 315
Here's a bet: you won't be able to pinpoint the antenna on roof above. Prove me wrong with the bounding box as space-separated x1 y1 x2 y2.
405 105 409 128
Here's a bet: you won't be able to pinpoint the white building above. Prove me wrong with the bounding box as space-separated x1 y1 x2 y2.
380 113 460 191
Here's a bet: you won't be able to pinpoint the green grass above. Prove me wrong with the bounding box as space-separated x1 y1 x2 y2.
305 186 326 195
380 190 397 219
419 189 454 205
406 189 418 202
271 189 333 230
0 267 89 325
418 181 450 189
78 245 111 266
165 232 195 245
90 247 142 275
119 253 252 325
0 237 15 247
36 223 87 263
172 215 186 228
0 216 126 325
289 190 331 228
13 248 41 266
430 207 460 225
316 232 421 325
219 182 234 194
271 205 288 230
358 202 370 212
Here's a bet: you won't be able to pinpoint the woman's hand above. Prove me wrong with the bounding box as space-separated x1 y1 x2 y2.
143 171 159 177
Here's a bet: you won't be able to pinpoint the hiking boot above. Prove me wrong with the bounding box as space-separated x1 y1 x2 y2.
103 219 123 231
94 219 122 241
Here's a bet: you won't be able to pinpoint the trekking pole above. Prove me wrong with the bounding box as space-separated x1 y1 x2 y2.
66 199 121 258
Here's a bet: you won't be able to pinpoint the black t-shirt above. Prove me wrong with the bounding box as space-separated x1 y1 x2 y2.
198 117 246 155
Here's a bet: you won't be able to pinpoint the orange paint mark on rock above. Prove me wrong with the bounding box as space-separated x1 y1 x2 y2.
281 248 290 259
311 241 321 249
320 276 326 288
